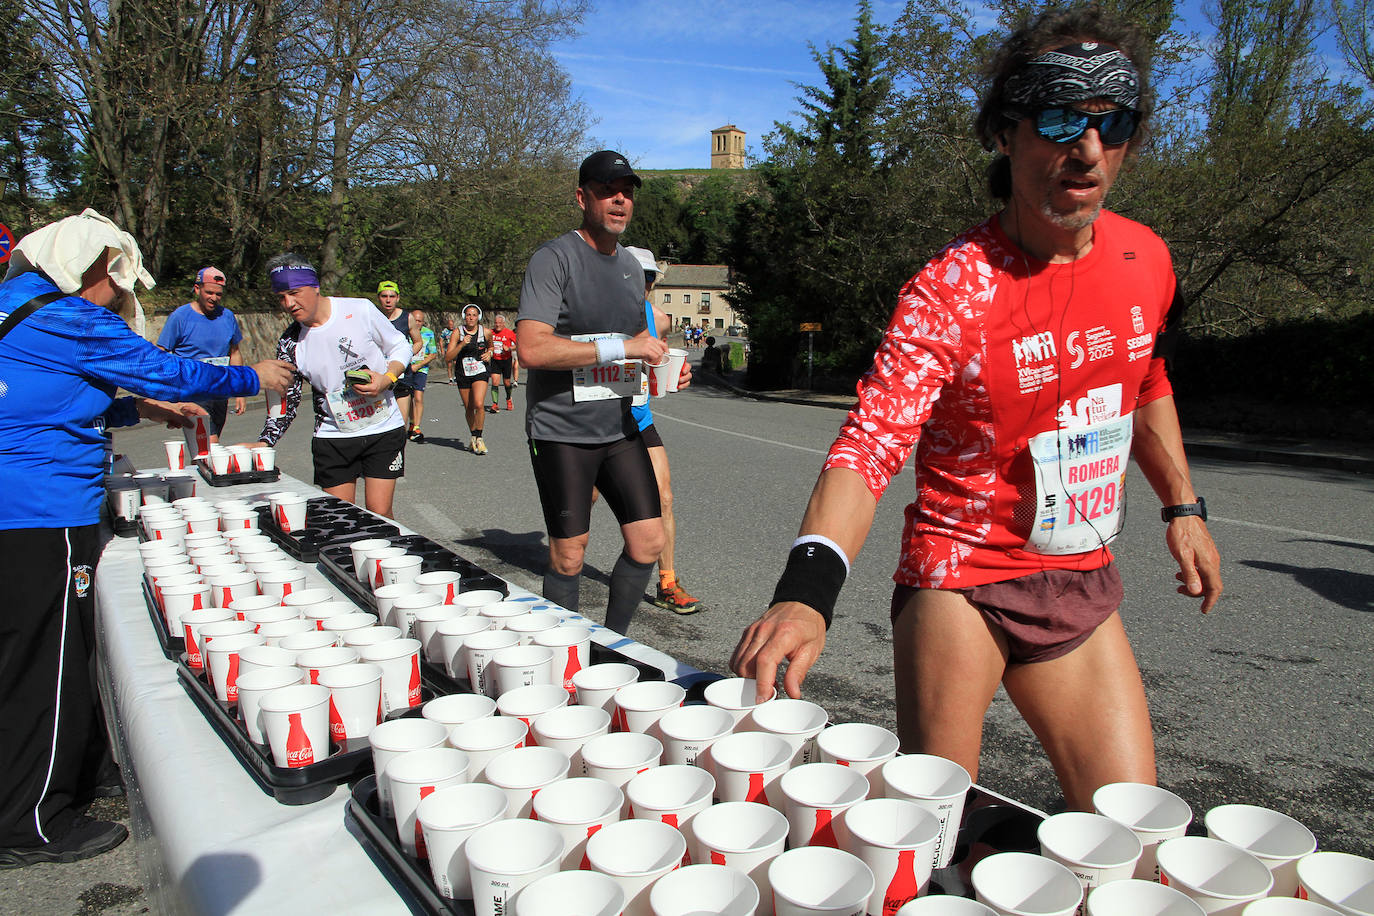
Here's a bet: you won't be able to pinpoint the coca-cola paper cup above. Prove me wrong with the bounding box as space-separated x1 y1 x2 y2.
504 612 560 645
271 494 307 532
180 606 235 671
1295 851 1374 913
205 632 267 703
369 717 448 818
841 798 943 914
531 776 624 869
422 693 497 730
257 567 307 601
517 870 627 916
349 538 390 582
1092 782 1193 882
294 645 358 685
208 450 232 475
161 581 212 632
1204 804 1317 898
898 898 999 914
482 745 570 818
650 863 759 916
164 439 187 470
1083 879 1205 915
613 680 686 735
972 852 1084 916
437 616 497 678
209 571 259 610
237 644 300 678
534 625 593 696
365 546 407 591
319 612 379 639
586 818 688 916
183 415 212 460
378 553 423 588
816 722 900 797
657 704 736 770
1038 811 1143 909
574 662 641 714
581 731 663 790
625 764 714 864
464 628 521 698
779 763 870 850
692 801 790 916
415 569 462 604
749 699 829 767
417 782 509 900
342 625 403 648
491 645 555 697
495 683 569 739
447 715 528 783
264 388 285 419
258 618 316 646
412 603 464 661
251 446 276 471
454 589 506 614
664 348 688 393
711 731 794 811
305 601 363 630
705 677 777 728
387 746 471 857
259 683 331 769
390 590 443 640
357 637 423 715
465 819 564 916
478 600 534 628
236 666 304 744
883 754 973 870
165 473 197 501
234 596 288 624
769 846 875 916
374 582 421 629
1156 837 1273 914
316 662 382 744
530 704 611 776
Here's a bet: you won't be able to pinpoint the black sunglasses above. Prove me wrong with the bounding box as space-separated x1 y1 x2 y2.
1031 107 1140 145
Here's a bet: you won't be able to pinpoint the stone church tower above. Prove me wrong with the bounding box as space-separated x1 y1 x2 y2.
710 125 746 169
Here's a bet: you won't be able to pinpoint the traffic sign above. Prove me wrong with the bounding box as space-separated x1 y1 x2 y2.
0 223 13 265
799 322 821 332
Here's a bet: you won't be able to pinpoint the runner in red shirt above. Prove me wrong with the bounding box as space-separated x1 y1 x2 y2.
488 313 518 412
732 8 1221 811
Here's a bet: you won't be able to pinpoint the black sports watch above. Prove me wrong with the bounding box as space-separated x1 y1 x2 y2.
1161 497 1206 523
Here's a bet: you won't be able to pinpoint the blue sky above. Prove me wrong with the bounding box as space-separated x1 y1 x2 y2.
551 0 1357 169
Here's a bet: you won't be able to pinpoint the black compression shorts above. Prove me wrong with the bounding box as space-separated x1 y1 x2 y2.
528 435 661 539
490 358 514 378
640 423 663 450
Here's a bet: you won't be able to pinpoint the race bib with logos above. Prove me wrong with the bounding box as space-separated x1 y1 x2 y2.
200 356 231 366
1024 385 1133 555
462 356 486 376
570 333 647 401
324 386 390 434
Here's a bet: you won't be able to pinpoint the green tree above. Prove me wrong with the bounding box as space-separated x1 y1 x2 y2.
622 177 689 262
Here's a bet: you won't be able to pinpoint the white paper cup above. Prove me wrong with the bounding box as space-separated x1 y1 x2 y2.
320 612 380 638
466 819 564 916
816 723 900 798
972 851 1084 916
1084 879 1206 915
219 508 259 531
692 801 790 916
365 546 408 590
204 632 267 702
235 666 304 744
705 677 777 727
626 764 715 865
448 715 529 782
276 629 338 652
417 782 509 900
656 703 737 772
248 446 274 471
387 746 471 856
379 553 423 588
163 439 187 470
650 862 758 916
534 625 594 695
269 494 307 532
582 731 664 789
531 776 626 869
358 637 424 714
575 663 641 713
750 699 829 766
416 570 462 604
196 618 255 655
482 745 570 818
264 388 285 419
1295 852 1374 914
779 763 870 850
237 644 300 678
645 353 672 398
531 704 612 776
205 571 259 611
841 798 942 915
1038 811 1143 909
208 450 232 475
258 567 307 601
479 600 535 628
505 612 561 646
163 474 197 502
423 693 497 730
294 645 358 685
711 731 795 811
180 606 236 671
437 616 496 678
664 348 689 393
413 603 465 660
306 601 365 630
769 846 875 916
1156 837 1273 914
349 538 390 582
282 587 332 610
495 683 570 740
374 581 422 626
161 581 211 632
1242 899 1342 915
228 595 281 627
369 717 449 818
341 625 404 648
517 870 628 916
587 819 689 916
491 645 556 697
614 680 687 735
1204 804 1317 898
454 589 506 613
183 415 211 459
1093 783 1194 881
898 900 999 914
465 628 522 698
259 683 331 768
226 446 253 474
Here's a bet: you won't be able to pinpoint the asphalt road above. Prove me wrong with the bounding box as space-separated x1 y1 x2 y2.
14 364 1370 913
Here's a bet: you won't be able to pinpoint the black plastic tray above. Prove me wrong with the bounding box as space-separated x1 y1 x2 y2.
317 540 508 612
195 459 281 487
256 498 402 562
348 776 473 915
143 580 184 660
176 658 438 805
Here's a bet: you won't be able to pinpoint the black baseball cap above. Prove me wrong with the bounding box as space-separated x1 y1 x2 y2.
578 150 641 188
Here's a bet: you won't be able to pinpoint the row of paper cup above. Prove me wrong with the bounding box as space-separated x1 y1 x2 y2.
164 436 275 476
106 470 201 521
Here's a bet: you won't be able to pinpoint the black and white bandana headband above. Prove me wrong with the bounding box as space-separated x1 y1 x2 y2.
1003 42 1141 111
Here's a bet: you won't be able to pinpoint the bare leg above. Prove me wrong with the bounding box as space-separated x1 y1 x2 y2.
394 393 411 428
411 388 424 429
647 446 675 572
467 382 488 435
892 588 1009 783
323 481 358 506
1002 613 1155 810
360 476 398 519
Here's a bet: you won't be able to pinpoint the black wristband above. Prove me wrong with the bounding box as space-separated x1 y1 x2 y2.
770 542 847 629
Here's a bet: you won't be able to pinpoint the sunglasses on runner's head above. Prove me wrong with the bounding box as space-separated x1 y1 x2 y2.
1028 107 1140 145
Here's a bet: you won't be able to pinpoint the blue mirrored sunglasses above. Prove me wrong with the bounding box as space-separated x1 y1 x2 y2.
1033 107 1140 145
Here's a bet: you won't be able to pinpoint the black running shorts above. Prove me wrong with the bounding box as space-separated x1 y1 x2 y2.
528 435 661 539
311 425 407 488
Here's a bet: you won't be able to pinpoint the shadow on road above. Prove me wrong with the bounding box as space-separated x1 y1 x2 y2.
452 528 612 591
1241 559 1374 613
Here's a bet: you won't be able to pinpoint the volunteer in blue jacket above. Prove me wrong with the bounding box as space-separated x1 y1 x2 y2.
0 210 293 869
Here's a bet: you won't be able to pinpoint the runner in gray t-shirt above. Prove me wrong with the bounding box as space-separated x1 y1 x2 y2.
516 150 691 635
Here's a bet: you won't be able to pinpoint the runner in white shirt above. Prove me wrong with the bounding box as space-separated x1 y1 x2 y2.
251 253 413 518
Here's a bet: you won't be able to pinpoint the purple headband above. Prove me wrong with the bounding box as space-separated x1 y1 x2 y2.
269 264 319 292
